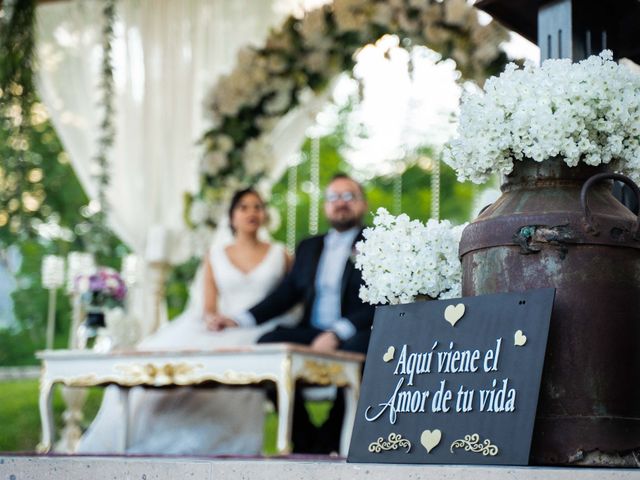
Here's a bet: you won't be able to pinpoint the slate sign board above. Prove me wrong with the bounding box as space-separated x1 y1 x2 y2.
347 288 555 465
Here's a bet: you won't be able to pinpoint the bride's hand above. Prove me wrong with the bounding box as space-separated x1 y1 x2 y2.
205 313 239 331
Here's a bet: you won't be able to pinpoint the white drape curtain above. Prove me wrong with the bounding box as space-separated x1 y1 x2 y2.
35 0 316 335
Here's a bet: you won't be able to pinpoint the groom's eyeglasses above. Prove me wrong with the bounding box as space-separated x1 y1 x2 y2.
324 191 361 203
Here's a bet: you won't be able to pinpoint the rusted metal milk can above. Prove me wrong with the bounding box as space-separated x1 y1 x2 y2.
459 158 640 466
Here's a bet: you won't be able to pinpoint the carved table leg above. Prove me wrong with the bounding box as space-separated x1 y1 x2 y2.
340 367 361 456
116 387 130 453
56 386 89 453
276 356 294 454
37 380 55 453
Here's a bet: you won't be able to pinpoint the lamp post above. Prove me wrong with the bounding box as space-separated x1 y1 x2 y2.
41 255 65 350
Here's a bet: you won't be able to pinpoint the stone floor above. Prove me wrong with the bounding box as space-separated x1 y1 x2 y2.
2 456 639 480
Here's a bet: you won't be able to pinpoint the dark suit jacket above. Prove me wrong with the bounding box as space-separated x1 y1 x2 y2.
249 230 375 334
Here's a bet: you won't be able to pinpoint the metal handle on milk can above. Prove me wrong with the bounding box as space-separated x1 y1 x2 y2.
580 172 640 239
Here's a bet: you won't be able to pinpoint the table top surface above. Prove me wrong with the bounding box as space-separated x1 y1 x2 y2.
37 343 365 363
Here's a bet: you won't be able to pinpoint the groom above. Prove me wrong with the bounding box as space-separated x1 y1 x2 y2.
211 173 375 453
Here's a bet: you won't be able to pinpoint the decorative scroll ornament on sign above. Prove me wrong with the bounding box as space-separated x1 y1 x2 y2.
450 433 499 456
368 433 412 454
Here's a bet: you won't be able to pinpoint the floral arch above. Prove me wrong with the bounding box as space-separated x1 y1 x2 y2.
187 0 509 235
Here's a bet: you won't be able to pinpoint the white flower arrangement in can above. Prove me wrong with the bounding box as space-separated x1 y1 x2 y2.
444 51 640 185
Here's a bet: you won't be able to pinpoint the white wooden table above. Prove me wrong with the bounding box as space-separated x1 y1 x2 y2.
36 344 364 456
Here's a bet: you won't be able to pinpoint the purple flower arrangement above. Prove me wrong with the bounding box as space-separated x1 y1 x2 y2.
75 267 127 309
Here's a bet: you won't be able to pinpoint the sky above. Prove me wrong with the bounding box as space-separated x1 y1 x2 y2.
313 32 540 179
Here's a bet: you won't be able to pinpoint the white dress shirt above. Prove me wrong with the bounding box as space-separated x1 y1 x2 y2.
310 227 359 340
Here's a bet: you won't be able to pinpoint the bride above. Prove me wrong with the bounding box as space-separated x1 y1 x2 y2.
77 188 296 455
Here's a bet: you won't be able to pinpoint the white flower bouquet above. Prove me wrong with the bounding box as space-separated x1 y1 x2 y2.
355 208 466 305
444 51 640 184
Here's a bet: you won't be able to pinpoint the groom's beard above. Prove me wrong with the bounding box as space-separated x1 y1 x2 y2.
329 217 361 232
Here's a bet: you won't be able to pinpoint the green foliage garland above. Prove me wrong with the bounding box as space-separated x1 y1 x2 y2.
84 0 117 256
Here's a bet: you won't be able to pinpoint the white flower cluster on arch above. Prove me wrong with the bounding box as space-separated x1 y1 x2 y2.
187 0 509 234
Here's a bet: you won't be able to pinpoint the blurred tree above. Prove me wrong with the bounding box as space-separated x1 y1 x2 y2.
0 1 126 365
1 0 41 243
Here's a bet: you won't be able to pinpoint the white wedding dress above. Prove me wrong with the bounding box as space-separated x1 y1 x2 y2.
77 242 296 455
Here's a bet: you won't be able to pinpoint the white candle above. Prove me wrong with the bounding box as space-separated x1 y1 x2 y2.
121 254 139 286
145 225 169 263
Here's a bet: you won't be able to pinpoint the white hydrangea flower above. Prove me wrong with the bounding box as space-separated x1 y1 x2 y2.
266 54 288 74
200 151 228 175
212 48 272 116
444 0 470 26
243 137 273 178
445 51 640 184
300 8 328 46
303 50 330 74
189 199 212 225
333 0 370 33
216 135 234 154
264 87 292 115
255 115 280 132
355 208 466 305
371 3 394 26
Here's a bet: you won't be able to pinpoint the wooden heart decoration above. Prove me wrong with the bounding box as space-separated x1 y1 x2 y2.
420 429 442 453
514 330 527 346
383 346 395 362
444 303 466 327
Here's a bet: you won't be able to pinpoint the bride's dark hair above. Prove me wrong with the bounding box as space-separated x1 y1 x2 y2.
228 188 264 235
